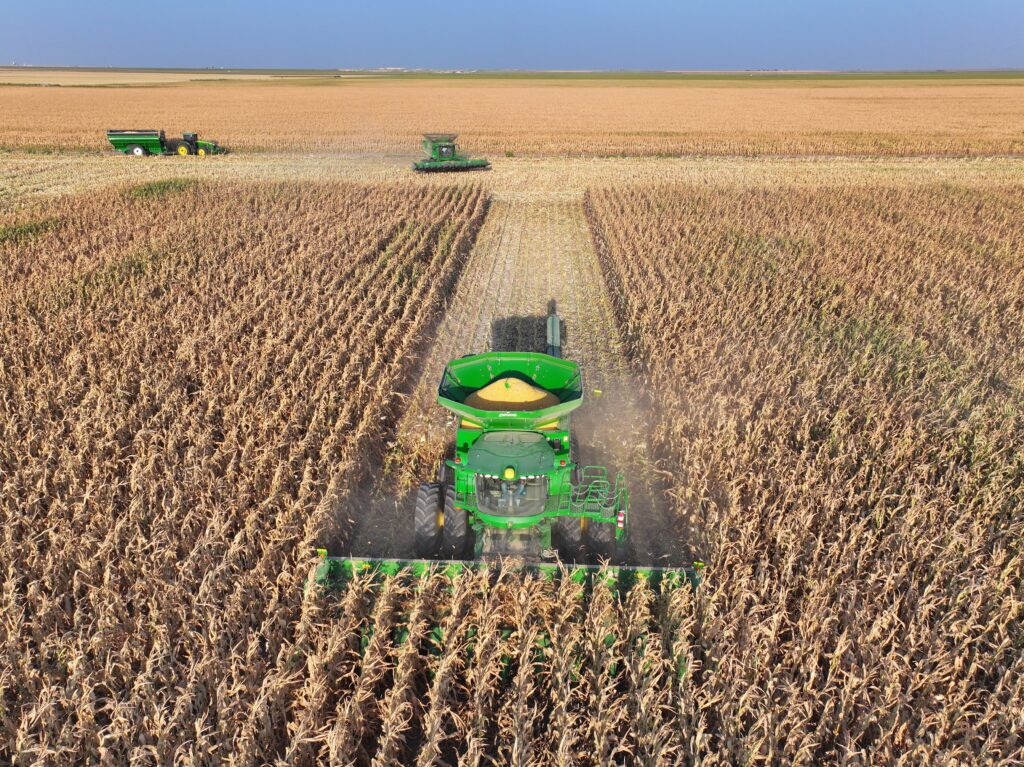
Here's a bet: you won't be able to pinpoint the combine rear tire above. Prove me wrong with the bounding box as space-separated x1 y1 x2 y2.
586 520 616 562
414 483 443 558
441 485 468 559
554 517 584 561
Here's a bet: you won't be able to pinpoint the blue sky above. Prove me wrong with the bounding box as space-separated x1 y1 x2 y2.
2 0 1022 70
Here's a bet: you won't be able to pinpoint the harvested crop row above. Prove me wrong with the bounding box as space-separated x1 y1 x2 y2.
0 180 487 765
586 183 1024 764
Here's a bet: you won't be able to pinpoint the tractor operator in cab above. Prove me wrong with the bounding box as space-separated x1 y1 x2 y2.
500 478 529 510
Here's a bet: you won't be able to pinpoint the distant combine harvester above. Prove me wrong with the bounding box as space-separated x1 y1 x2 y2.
413 134 490 172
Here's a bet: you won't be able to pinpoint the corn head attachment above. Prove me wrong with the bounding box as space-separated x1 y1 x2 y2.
312 552 703 594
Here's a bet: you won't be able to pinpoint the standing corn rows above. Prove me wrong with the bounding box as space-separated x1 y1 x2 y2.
292 569 702 766
586 183 1024 765
6 173 1021 765
0 180 487 765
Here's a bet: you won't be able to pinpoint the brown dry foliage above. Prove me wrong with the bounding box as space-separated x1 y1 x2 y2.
0 180 487 765
3 78 1024 156
3 173 1024 766
586 182 1024 764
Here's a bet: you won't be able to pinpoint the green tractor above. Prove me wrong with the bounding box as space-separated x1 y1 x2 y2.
106 129 224 157
314 305 702 592
415 323 625 563
413 133 490 172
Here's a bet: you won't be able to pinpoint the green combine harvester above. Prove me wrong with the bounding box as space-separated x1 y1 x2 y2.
315 304 701 593
413 134 490 172
107 129 224 157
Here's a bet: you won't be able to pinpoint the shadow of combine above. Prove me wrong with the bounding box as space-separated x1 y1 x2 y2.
490 301 566 355
490 314 547 353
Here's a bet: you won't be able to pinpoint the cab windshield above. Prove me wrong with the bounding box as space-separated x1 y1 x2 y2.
475 475 548 516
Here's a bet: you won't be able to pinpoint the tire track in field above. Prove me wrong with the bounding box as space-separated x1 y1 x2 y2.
347 191 686 565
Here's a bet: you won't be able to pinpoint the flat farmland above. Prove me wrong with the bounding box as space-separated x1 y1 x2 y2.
2 72 1023 765
2 73 1024 156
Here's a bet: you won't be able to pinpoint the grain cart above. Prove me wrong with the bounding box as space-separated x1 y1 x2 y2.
107 129 223 157
413 133 490 172
314 304 702 594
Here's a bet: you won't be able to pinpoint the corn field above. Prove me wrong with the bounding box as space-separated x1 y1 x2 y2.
0 180 488 765
4 78 1024 157
2 172 1023 766
586 183 1024 764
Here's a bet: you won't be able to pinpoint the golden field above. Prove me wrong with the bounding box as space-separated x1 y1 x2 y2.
2 73 1024 156
2 72 1023 765
587 182 1024 763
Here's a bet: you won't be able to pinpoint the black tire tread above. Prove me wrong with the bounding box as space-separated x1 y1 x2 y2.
414 483 443 558
441 485 468 559
586 519 616 562
554 516 584 561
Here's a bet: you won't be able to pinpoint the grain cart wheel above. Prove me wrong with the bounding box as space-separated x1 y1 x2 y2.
585 520 616 562
127 144 146 157
554 516 584 561
441 485 468 559
414 483 443 558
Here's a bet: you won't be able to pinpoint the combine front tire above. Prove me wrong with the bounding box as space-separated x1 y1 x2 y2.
441 486 468 559
554 517 584 561
414 483 443 558
586 520 616 562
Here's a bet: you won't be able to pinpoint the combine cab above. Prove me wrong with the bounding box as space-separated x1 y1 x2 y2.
107 129 224 157
315 304 701 593
413 133 490 172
